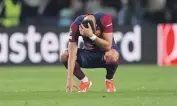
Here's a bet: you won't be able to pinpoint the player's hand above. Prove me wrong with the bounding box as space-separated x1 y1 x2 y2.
66 77 79 92
66 77 73 92
79 23 93 38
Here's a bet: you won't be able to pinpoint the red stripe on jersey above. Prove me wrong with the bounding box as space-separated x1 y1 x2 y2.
100 14 113 33
69 23 79 42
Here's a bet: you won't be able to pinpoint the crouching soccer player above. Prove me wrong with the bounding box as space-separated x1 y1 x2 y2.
60 12 120 92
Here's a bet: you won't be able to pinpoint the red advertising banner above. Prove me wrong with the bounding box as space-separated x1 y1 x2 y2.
158 24 177 66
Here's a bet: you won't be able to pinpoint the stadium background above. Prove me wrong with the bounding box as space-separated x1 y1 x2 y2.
0 0 176 106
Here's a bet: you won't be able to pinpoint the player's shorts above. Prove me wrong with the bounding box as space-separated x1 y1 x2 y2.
76 48 119 68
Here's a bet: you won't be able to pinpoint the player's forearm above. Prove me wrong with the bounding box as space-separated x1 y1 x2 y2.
68 55 76 78
94 37 111 51
67 42 77 78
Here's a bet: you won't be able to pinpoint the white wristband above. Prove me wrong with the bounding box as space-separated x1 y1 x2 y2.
89 34 97 41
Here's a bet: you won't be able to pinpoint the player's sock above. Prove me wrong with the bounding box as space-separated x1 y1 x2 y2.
105 65 118 80
81 76 89 82
63 61 85 80
106 69 115 80
74 62 86 80
105 79 113 81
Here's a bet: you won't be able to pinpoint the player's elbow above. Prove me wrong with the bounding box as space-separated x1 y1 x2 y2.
105 45 111 51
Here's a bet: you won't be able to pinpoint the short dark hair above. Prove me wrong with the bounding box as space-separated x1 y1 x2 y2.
81 20 95 34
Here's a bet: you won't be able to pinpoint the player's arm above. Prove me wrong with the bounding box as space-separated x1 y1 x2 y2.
79 14 113 51
93 32 112 51
67 42 77 78
80 23 112 51
94 14 113 50
67 42 77 92
66 23 79 92
67 23 78 79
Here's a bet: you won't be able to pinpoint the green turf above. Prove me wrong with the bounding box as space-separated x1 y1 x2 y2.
0 65 176 106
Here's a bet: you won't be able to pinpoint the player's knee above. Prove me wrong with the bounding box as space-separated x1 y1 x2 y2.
104 49 119 64
60 50 68 63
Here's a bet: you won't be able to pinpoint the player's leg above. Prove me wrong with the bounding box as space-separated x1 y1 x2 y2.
104 49 119 65
75 49 119 92
104 49 119 92
60 50 86 80
60 50 92 92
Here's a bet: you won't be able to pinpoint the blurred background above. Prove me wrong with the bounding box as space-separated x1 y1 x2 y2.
0 0 177 66
0 0 177 27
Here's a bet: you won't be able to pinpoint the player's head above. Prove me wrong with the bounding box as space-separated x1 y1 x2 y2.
81 14 96 34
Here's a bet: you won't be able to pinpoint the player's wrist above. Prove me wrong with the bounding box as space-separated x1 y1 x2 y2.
67 73 73 79
67 75 73 80
89 34 97 41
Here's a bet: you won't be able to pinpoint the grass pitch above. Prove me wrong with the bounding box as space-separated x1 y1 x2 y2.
0 65 176 106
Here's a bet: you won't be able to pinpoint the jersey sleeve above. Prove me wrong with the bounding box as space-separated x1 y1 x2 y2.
69 23 79 42
68 15 84 42
100 14 113 33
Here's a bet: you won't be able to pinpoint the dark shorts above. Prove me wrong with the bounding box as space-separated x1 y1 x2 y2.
76 49 119 69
